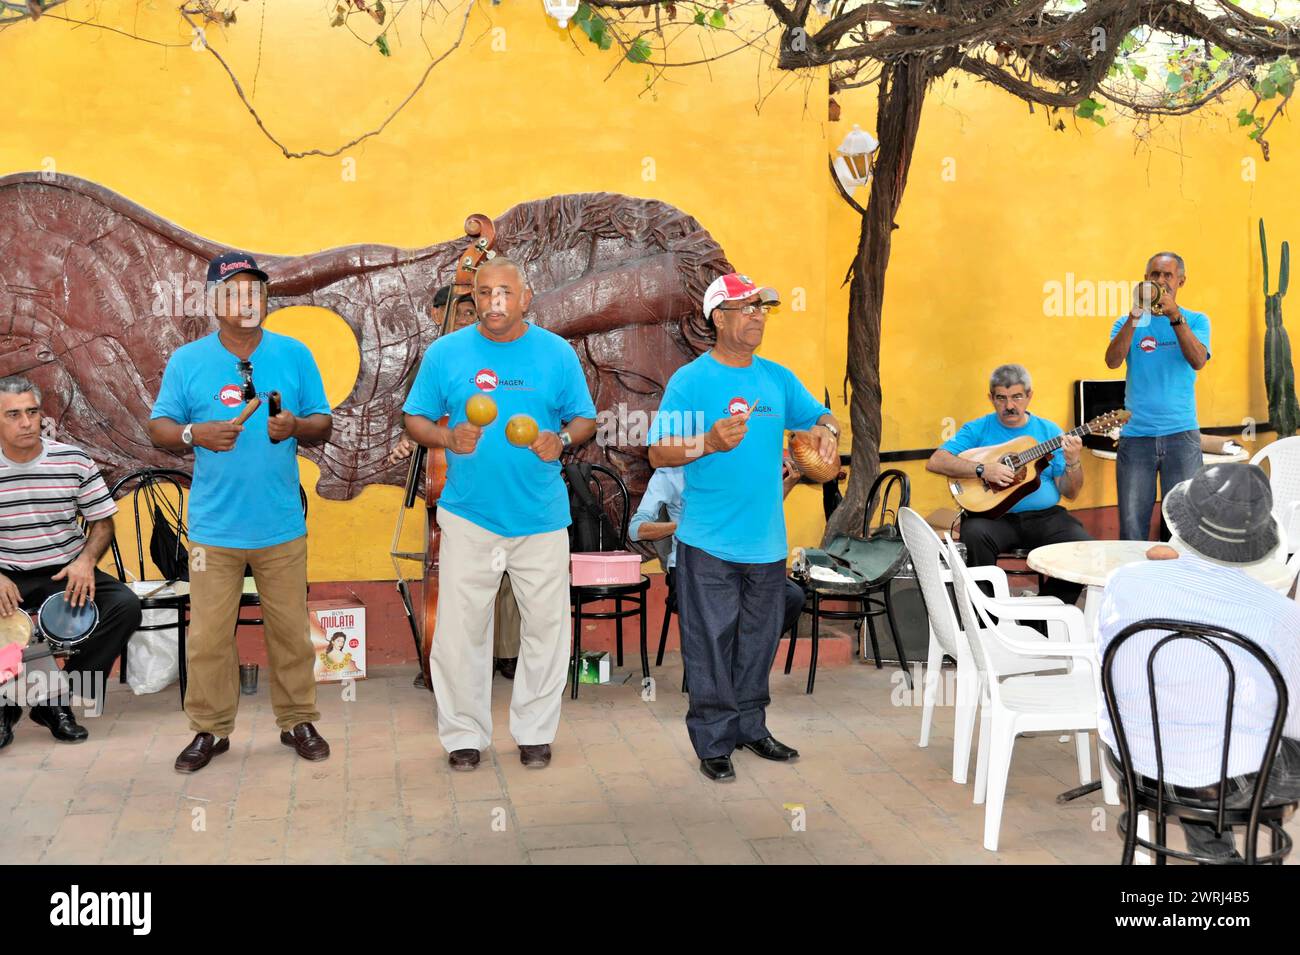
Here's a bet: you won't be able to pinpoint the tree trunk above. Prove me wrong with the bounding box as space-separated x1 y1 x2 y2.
823 55 929 544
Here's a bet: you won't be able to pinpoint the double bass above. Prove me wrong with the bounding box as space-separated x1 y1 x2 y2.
392 214 497 690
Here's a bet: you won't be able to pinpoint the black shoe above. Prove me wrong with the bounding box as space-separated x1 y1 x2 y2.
0 705 19 750
700 756 736 782
494 657 518 680
736 736 799 761
29 705 88 743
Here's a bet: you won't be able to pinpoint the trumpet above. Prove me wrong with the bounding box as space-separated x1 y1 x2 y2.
1135 280 1167 315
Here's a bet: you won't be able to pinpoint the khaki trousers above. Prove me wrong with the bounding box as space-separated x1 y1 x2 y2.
185 535 319 737
430 508 570 753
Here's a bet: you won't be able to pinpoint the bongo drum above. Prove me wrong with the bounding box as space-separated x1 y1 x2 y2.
0 610 33 683
36 593 98 654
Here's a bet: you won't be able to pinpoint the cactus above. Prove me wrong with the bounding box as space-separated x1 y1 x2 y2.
1262 218 1299 437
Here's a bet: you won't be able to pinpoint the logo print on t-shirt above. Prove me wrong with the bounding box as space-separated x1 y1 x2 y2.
475 369 499 392
727 397 749 417
217 384 243 407
1138 336 1158 353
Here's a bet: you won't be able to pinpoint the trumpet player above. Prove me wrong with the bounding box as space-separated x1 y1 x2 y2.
1104 252 1211 542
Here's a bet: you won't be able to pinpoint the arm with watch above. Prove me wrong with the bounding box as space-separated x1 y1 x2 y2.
529 416 597 463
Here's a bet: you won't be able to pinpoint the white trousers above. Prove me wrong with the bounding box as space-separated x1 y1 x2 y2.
429 508 571 753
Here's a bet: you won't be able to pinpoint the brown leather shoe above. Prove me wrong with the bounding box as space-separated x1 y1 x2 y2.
519 743 552 769
448 748 481 772
280 722 330 761
174 732 230 773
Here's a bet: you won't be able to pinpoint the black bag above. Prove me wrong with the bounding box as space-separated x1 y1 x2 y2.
148 505 188 582
563 462 621 553
793 527 908 595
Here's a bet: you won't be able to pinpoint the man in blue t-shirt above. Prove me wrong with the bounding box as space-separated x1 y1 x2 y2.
647 272 839 783
927 363 1092 605
1104 251 1211 541
403 257 597 773
149 252 334 773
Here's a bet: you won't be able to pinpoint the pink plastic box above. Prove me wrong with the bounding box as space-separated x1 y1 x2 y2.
571 551 641 586
0 643 21 685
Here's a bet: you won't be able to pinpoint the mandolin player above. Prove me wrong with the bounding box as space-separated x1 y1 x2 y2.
925 364 1093 605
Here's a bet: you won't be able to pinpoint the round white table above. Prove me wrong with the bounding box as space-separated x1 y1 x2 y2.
1089 448 1249 465
1027 539 1294 642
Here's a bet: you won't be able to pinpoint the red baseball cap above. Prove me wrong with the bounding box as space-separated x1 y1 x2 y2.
702 272 779 320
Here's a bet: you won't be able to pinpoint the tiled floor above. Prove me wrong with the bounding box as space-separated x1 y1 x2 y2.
2 657 1291 865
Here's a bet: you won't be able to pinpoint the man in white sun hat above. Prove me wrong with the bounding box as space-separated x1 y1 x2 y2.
647 272 840 782
1097 462 1300 859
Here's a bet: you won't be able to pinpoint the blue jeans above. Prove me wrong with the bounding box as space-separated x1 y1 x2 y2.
676 543 787 758
1116 430 1202 541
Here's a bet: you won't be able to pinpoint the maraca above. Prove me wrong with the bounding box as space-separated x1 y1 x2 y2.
466 393 498 427
506 414 540 448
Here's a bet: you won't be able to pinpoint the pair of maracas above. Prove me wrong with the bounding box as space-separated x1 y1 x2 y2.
465 393 538 447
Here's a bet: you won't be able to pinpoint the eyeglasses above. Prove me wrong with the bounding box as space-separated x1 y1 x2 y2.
991 393 1028 405
717 304 772 317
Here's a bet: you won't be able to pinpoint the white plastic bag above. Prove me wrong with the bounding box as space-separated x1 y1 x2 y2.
125 584 180 695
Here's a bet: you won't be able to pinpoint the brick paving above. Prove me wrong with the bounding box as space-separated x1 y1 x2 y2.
2 657 1291 865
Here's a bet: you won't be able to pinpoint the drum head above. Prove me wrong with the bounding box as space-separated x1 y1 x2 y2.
0 609 33 649
37 594 98 651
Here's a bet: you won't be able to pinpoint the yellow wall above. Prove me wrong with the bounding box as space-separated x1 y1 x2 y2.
829 79 1300 518
3 2 1296 580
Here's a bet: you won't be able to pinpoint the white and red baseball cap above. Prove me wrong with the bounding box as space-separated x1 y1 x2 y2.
702 272 779 320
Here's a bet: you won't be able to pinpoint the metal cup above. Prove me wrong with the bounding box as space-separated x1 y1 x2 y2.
239 662 259 695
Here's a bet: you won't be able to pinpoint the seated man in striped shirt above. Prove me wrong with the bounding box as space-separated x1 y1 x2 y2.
0 375 141 750
1098 463 1300 860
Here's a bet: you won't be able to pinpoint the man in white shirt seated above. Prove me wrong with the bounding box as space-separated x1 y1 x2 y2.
1097 462 1300 859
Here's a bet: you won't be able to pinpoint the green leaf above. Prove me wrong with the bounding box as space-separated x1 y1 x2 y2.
375 35 390 56
627 37 652 62
1092 114 1106 127
1239 108 1257 126
1129 63 1147 81
1280 74 1296 98
1165 72 1184 93
708 8 725 28
1269 59 1291 84
573 2 591 23
1259 77 1278 99
1075 97 1102 119
1119 32 1136 54
1249 128 1263 140
692 9 705 24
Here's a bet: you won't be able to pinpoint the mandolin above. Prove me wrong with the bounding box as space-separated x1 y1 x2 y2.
947 409 1131 518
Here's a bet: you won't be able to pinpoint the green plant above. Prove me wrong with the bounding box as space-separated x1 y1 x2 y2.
1262 218 1299 438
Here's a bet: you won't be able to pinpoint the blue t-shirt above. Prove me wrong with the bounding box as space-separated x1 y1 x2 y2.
403 323 596 538
150 330 330 549
941 413 1066 514
1109 308 1211 437
647 352 829 564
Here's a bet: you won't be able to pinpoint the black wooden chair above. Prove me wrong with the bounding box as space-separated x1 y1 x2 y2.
109 467 193 704
564 463 650 699
785 468 912 694
1101 619 1298 865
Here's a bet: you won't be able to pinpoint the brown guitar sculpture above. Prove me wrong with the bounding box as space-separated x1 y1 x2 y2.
948 409 1132 519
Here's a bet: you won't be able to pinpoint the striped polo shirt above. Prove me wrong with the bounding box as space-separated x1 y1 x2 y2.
1097 555 1300 787
0 439 117 572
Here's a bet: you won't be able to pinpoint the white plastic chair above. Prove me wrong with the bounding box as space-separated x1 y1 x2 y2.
945 535 1105 851
1251 436 1300 555
898 507 1068 784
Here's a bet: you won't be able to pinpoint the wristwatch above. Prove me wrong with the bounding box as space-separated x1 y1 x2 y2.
558 430 573 448
816 421 840 440
1168 313 1186 327
181 423 194 447
975 463 985 480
